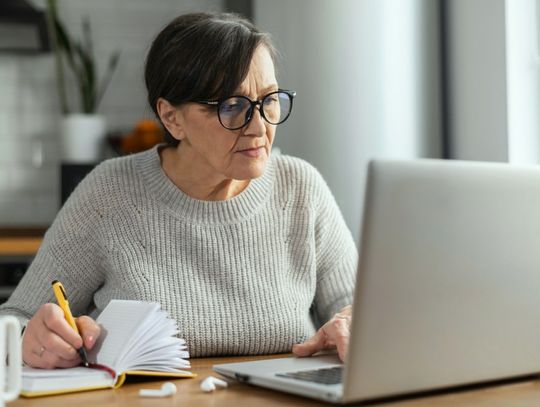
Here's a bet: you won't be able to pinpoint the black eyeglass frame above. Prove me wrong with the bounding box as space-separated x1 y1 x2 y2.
195 89 296 130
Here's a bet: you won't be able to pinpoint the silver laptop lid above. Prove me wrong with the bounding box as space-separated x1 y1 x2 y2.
343 158 540 402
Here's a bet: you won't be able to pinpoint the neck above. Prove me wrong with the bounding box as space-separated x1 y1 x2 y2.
160 145 249 201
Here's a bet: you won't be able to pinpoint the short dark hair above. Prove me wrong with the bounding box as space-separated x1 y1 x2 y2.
144 12 276 146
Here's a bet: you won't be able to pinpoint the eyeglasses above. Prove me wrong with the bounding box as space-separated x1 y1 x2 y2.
195 89 296 130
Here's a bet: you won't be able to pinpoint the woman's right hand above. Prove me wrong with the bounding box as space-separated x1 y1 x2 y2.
22 303 101 369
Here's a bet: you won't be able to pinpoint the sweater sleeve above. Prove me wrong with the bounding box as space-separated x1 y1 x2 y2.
0 167 108 324
311 169 358 326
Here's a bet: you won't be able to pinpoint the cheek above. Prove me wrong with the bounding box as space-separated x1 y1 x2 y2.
211 132 241 160
267 126 276 145
196 122 236 151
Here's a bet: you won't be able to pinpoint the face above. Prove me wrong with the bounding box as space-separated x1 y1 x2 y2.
163 45 278 181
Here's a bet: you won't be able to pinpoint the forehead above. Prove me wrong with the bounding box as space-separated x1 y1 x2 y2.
236 46 277 95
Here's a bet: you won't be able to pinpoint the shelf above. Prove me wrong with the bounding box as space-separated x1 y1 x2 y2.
0 237 42 257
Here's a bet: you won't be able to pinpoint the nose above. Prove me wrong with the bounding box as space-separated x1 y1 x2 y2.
243 105 266 137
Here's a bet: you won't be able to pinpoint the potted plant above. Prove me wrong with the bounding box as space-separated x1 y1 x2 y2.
46 0 120 163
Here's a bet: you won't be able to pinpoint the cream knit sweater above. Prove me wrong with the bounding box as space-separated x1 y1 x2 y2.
0 146 357 357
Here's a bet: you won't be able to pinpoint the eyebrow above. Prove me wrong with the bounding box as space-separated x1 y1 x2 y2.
235 84 279 98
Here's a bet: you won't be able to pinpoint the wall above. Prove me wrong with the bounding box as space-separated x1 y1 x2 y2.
445 0 509 161
0 0 223 226
255 0 442 242
505 0 540 164
445 0 540 164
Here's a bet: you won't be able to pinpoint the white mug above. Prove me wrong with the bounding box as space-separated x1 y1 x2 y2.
0 317 21 407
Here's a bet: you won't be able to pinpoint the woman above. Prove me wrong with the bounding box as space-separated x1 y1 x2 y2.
0 12 357 369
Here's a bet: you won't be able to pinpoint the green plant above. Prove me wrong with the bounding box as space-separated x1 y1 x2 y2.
46 0 120 114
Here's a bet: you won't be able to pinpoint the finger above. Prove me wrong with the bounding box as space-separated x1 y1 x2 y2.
22 327 46 367
23 349 53 369
26 347 80 369
337 305 352 316
37 319 80 361
292 329 326 357
23 331 80 369
22 304 81 368
22 313 79 362
76 316 101 349
41 348 81 369
41 304 83 350
22 313 51 366
325 318 350 362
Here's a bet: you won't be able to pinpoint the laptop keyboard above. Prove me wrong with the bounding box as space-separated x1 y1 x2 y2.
276 366 343 385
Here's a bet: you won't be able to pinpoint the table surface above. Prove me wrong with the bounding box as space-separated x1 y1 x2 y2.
10 354 540 407
3 231 540 406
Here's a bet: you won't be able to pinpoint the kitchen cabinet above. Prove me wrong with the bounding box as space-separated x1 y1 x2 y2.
0 228 44 303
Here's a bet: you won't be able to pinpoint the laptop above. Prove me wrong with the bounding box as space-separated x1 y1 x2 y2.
214 158 540 403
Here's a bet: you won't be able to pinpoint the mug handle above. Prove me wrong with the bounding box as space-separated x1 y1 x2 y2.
2 317 21 402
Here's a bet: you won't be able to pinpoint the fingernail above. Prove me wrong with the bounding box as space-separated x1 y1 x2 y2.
292 344 303 353
86 336 94 346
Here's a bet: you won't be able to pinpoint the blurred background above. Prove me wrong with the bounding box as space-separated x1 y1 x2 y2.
0 0 539 297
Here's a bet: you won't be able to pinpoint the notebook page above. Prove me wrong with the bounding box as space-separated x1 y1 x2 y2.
115 308 188 371
22 367 113 393
23 366 99 378
88 300 160 371
119 311 177 363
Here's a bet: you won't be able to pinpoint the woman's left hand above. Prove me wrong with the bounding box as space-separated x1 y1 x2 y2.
292 305 352 362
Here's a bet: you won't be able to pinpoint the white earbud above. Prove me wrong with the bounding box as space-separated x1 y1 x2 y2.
139 382 177 397
200 376 228 392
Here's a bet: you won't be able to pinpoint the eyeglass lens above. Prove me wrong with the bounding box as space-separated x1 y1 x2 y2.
218 91 292 130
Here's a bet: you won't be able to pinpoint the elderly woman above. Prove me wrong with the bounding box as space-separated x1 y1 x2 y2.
0 12 357 369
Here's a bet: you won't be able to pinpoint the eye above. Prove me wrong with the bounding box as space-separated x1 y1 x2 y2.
220 97 246 115
263 95 279 105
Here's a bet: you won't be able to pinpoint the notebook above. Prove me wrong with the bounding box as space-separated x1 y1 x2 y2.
21 300 195 397
214 158 540 403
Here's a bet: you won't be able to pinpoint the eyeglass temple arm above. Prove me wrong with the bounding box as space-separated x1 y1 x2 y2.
197 100 219 105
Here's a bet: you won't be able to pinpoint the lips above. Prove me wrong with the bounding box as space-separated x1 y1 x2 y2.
237 146 266 158
237 146 265 152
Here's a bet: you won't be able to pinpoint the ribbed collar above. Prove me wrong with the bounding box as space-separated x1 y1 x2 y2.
134 145 276 225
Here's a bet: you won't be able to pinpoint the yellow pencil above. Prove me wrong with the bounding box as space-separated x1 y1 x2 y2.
51 280 89 367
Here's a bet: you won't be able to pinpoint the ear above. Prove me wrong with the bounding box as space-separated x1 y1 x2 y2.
156 98 186 141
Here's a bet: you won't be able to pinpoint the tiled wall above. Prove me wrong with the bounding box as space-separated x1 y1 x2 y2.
0 0 223 226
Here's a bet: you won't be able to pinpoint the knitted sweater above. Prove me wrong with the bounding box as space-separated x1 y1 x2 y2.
0 146 357 357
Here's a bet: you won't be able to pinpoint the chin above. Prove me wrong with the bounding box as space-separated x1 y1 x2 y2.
233 161 268 180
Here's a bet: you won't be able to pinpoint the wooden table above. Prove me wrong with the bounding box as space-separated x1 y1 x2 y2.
10 355 540 406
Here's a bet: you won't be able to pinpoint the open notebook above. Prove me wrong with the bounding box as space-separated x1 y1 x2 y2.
22 300 195 397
